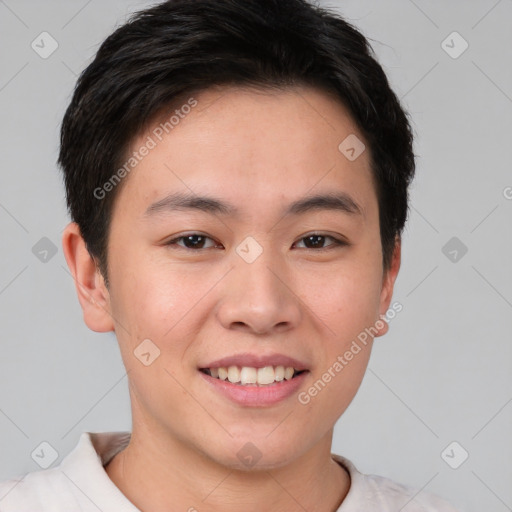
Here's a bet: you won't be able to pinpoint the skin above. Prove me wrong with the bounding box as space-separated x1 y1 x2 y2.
62 85 401 512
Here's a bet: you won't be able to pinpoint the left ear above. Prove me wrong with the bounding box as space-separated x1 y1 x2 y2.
375 236 401 337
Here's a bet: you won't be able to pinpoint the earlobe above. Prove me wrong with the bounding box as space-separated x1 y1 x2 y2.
375 237 401 338
61 222 115 333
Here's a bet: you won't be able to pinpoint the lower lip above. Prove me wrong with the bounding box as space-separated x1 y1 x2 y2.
199 371 309 407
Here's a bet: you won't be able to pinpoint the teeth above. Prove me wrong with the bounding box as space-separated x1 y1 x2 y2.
240 367 257 385
257 366 275 385
205 365 301 385
227 365 241 383
284 367 294 380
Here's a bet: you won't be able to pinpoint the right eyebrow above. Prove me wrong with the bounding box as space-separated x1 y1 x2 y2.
144 192 236 217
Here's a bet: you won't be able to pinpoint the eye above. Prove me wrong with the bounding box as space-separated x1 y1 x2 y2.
165 233 222 250
293 233 347 250
164 232 347 251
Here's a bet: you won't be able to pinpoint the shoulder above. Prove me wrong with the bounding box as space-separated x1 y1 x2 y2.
0 467 77 511
332 454 462 511
0 431 132 512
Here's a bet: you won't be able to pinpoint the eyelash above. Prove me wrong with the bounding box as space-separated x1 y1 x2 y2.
164 232 348 251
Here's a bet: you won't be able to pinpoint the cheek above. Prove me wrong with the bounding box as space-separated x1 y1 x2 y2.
299 261 383 337
303 262 382 411
300 348 371 435
107 257 174 354
108 251 219 359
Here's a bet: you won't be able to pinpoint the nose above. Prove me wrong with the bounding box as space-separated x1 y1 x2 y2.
215 249 302 335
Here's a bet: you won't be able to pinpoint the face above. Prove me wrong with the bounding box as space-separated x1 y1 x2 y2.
83 86 399 469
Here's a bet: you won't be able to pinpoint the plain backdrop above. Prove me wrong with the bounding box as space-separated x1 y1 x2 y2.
0 1 511 511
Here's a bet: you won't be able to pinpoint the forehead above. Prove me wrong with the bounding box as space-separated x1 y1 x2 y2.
115 85 376 221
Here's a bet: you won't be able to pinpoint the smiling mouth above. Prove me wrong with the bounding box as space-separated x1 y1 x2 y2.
200 366 308 386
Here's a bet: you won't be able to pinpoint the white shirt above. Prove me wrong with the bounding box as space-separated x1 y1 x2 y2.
0 431 461 511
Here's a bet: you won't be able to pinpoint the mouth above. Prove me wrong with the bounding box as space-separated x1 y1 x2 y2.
199 366 308 386
198 364 310 406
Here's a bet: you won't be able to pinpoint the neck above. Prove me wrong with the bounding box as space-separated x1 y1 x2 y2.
105 426 350 512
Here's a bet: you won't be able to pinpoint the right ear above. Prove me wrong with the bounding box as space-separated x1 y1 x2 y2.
61 222 115 333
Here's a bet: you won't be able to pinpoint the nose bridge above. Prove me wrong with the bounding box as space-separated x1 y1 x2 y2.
216 242 301 334
239 249 282 304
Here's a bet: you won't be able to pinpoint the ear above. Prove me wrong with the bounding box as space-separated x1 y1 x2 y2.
375 236 401 337
61 222 114 333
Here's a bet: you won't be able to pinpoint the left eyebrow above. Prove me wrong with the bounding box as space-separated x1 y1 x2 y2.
143 191 364 218
285 192 364 217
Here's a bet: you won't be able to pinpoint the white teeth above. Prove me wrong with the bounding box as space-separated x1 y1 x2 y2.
240 367 257 385
205 365 301 385
257 366 275 385
227 365 241 383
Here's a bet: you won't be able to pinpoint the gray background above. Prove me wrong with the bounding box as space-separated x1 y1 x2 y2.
0 1 511 511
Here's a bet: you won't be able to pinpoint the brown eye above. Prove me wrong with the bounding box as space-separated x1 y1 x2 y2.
165 233 220 250
294 234 346 250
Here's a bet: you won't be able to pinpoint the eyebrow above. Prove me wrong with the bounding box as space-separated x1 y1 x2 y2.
144 191 364 218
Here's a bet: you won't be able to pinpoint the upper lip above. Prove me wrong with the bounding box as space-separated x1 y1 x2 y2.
200 352 309 371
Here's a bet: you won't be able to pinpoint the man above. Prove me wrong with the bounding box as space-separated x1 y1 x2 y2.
0 0 460 510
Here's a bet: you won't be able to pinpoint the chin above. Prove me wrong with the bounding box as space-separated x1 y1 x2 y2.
200 433 304 472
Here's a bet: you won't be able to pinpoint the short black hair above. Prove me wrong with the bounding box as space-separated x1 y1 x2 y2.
58 0 415 284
